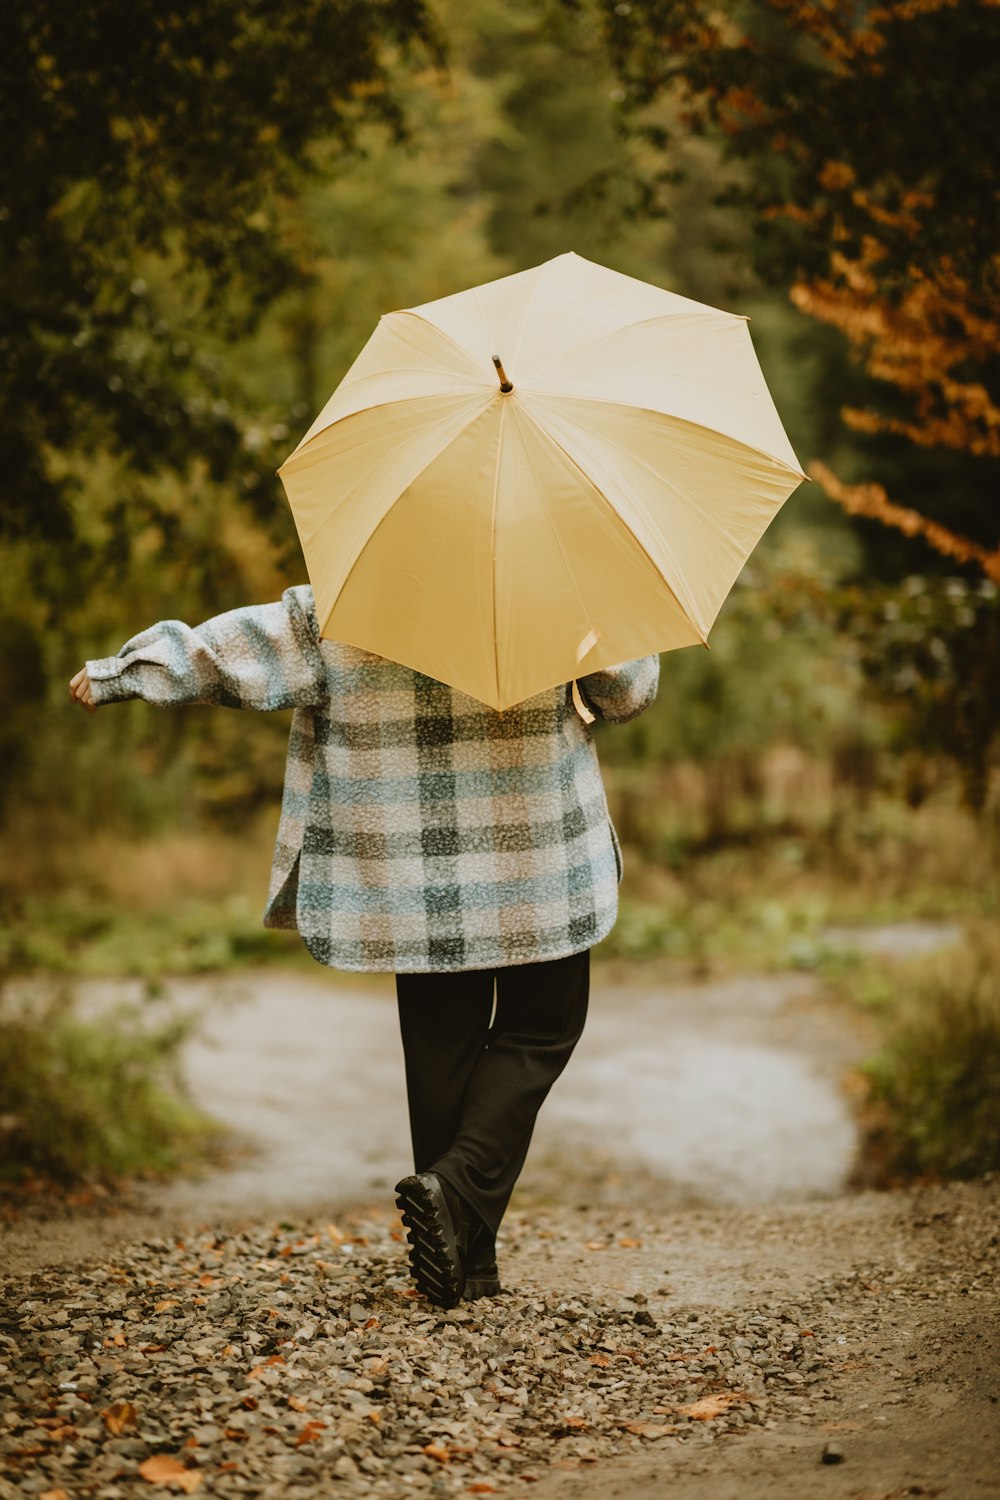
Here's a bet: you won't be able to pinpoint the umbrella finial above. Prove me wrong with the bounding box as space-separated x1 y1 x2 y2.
492 355 514 394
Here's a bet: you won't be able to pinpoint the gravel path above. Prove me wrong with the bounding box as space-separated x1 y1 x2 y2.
2 1180 997 1498
2 951 996 1497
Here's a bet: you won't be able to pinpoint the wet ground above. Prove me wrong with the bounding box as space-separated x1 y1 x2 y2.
54 962 871 1229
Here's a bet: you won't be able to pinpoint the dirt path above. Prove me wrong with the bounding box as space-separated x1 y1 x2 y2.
2 957 996 1498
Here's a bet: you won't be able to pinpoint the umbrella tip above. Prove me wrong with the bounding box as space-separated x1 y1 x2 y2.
492 355 514 394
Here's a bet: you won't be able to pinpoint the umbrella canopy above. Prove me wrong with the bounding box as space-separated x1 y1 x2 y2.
277 252 807 710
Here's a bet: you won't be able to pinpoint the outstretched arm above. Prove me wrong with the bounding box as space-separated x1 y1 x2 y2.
69 585 326 714
576 654 660 724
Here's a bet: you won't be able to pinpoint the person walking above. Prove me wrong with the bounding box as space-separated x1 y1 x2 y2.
70 584 658 1307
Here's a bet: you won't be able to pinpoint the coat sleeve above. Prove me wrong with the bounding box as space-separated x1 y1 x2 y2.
576 654 660 724
85 585 327 712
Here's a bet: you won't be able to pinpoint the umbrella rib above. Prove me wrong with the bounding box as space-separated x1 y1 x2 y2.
513 402 707 647
489 399 508 707
522 309 745 386
528 392 807 481
305 399 494 616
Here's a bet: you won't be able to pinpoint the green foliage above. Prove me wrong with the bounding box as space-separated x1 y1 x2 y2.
832 576 1000 811
0 0 438 542
858 927 1000 1182
0 989 222 1182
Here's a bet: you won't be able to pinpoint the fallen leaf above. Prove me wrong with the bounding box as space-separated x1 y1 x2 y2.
622 1421 677 1439
288 1396 309 1413
497 1433 521 1448
223 1428 248 1441
217 1462 239 1472
588 1354 610 1367
39 1490 70 1500
467 1487 497 1495
197 1274 215 1287
423 1442 450 1464
296 1421 327 1446
138 1454 202 1491
101 1402 138 1435
153 1300 180 1313
239 1396 258 1410
584 1241 606 1251
219 1345 236 1358
618 1238 643 1249
367 1410 382 1424
103 1333 127 1348
681 1392 746 1421
265 1354 286 1366
325 1223 346 1244
140 1344 167 1354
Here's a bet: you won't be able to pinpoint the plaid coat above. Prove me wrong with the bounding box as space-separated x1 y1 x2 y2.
86 586 659 974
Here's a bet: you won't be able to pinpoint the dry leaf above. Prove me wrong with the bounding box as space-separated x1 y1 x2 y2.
367 1410 382 1425
325 1222 346 1244
140 1344 167 1354
217 1461 239 1472
102 1402 138 1435
423 1442 450 1464
681 1392 746 1421
287 1396 309 1413
467 1487 497 1495
153 1300 180 1313
588 1354 610 1367
103 1333 127 1348
197 1274 215 1287
138 1454 202 1491
618 1237 643 1249
296 1421 327 1446
622 1420 677 1439
39 1490 70 1500
223 1428 248 1442
584 1240 606 1251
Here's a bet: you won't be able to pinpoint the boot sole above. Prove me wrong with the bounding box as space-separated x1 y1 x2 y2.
395 1174 465 1309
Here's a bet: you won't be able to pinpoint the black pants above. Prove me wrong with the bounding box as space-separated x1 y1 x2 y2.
395 949 590 1236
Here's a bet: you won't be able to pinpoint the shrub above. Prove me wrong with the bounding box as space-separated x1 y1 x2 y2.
0 988 223 1184
858 925 1000 1182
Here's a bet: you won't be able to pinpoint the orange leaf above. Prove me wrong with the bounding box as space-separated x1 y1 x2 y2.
138 1455 202 1491
101 1402 138 1434
588 1354 610 1368
140 1344 167 1354
584 1241 606 1251
622 1420 677 1439
325 1223 345 1244
681 1392 745 1421
266 1354 286 1366
223 1428 248 1442
40 1491 70 1500
197 1274 215 1287
618 1238 643 1249
288 1396 309 1412
467 1486 497 1495
423 1442 450 1464
153 1300 180 1313
296 1421 328 1446
218 1462 239 1472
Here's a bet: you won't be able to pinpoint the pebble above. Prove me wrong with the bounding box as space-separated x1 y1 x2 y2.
2 1191 993 1496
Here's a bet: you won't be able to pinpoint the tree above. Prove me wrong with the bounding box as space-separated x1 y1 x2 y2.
0 0 438 543
593 0 1000 575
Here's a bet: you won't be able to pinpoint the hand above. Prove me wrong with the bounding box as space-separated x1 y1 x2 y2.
69 667 98 714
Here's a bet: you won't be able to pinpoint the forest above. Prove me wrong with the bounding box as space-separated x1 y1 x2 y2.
1 0 997 1185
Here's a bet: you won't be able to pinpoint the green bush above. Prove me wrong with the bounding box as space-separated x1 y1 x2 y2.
0 989 223 1184
859 927 1000 1182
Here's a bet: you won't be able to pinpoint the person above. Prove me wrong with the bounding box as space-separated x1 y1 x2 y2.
70 584 659 1307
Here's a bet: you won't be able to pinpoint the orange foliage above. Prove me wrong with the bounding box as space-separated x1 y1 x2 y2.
810 462 1000 582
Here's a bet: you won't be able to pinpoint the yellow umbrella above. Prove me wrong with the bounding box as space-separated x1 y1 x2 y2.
277 252 806 711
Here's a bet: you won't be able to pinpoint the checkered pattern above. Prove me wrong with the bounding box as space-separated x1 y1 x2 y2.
87 586 659 973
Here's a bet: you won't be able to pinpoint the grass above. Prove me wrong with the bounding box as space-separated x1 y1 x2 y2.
0 984 226 1185
843 923 1000 1184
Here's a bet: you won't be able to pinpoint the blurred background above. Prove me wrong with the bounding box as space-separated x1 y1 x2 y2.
1 0 997 1192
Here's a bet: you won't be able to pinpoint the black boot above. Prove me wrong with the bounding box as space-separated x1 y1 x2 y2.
394 1172 468 1309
